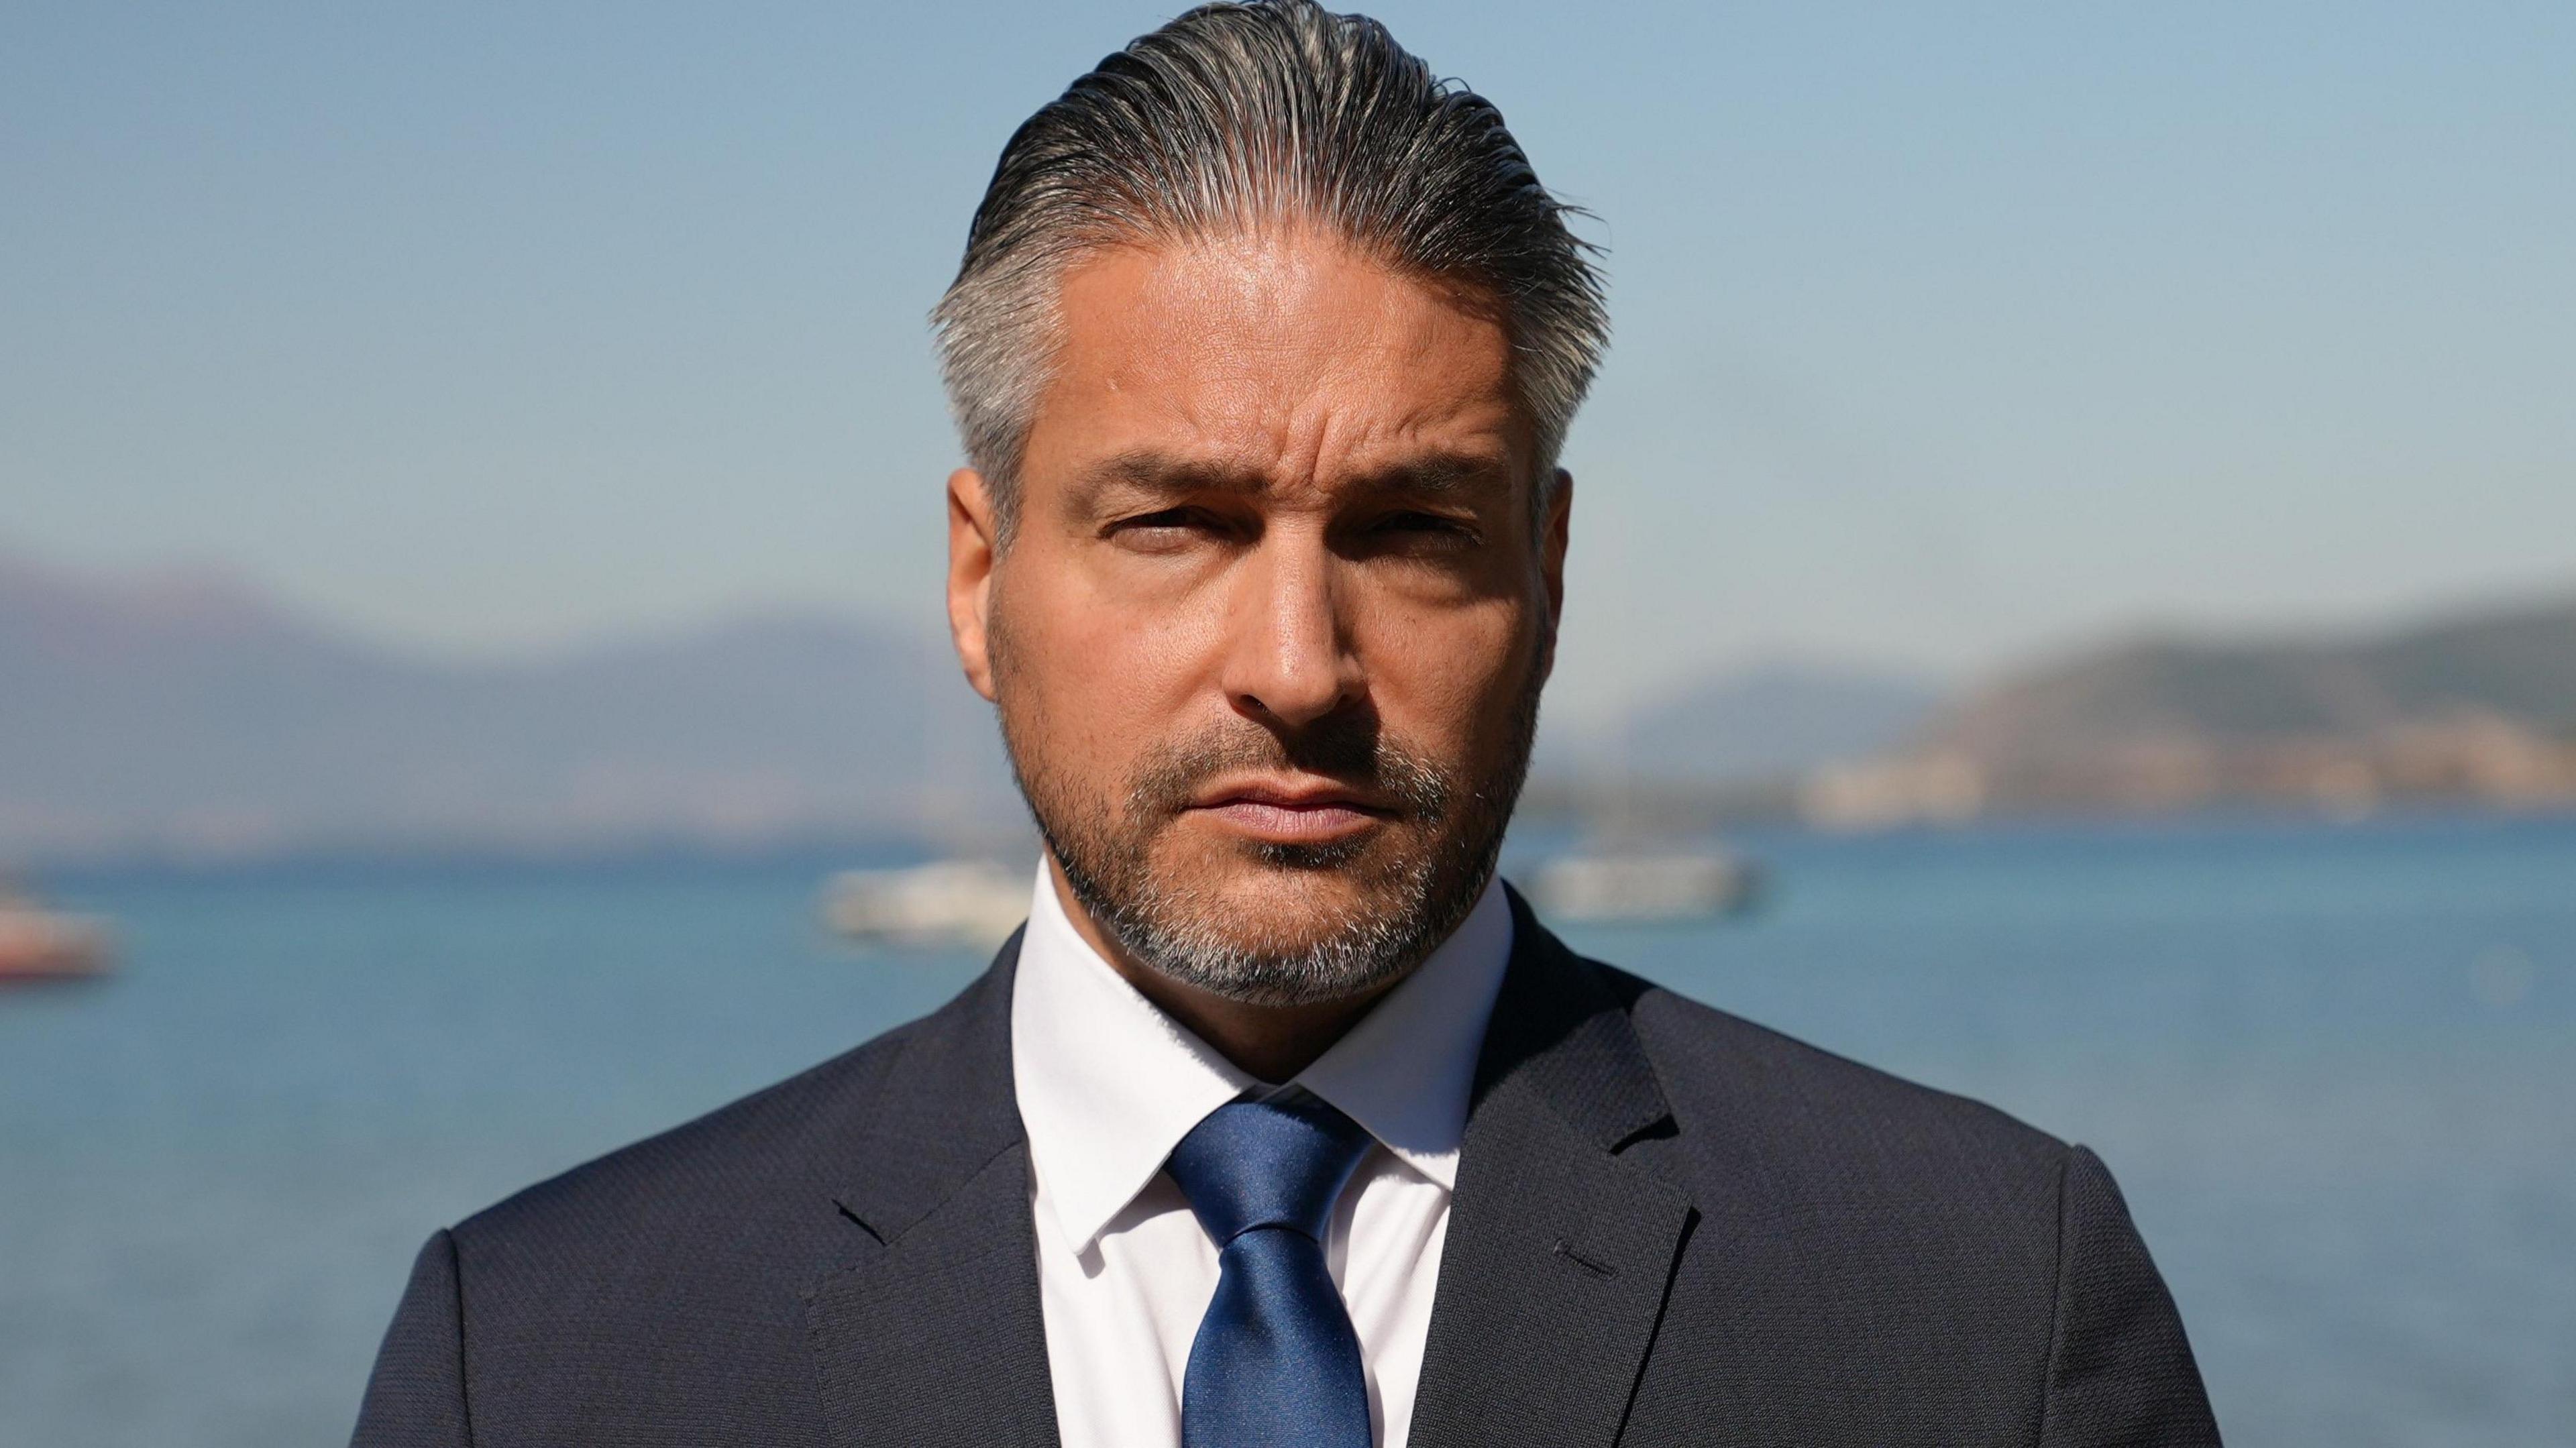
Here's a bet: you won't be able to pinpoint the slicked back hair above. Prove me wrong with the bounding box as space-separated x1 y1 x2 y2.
932 0 1607 541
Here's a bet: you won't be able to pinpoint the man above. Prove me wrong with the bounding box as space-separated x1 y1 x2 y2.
354 3 2218 1444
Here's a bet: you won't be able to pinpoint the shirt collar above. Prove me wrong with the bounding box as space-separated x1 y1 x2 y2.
1009 862 1514 1252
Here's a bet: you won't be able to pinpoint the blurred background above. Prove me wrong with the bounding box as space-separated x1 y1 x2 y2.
3 2 2571 1444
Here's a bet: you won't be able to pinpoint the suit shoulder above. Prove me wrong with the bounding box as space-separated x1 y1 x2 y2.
449 970 975 1255
1603 961 2068 1194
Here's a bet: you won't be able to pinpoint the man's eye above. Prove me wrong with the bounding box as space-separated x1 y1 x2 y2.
1107 507 1220 547
1375 511 1474 540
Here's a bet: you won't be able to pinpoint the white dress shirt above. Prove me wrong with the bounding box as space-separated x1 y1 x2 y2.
1010 864 1514 1448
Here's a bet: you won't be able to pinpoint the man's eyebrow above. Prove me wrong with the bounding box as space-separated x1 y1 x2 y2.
1352 451 1513 497
1067 447 1515 507
1072 451 1273 502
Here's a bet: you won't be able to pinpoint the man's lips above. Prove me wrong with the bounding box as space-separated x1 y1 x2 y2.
1185 778 1395 844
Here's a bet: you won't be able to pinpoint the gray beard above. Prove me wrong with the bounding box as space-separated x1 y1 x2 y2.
1001 667 1543 1009
1050 815 1484 1009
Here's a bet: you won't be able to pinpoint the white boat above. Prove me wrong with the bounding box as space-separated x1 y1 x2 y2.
822 860 1030 950
1525 846 1762 924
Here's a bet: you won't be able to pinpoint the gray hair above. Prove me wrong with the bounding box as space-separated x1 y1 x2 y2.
931 0 1608 538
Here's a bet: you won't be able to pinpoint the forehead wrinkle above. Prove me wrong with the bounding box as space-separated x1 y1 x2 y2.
1071 442 1513 518
1071 448 1273 506
1036 233 1529 509
1109 235 1515 420
1264 375 1517 492
1089 378 1509 489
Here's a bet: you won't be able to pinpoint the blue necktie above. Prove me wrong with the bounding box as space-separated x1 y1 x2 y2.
1166 1096 1376 1448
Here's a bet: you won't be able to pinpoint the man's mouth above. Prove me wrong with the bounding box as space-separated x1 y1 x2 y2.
1185 775 1397 846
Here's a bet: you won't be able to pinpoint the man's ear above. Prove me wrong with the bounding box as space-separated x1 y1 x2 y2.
947 467 1001 702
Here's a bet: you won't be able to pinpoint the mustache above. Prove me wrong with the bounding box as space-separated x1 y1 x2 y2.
1125 714 1454 824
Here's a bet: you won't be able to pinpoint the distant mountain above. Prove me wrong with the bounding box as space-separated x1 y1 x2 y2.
1612 663 1943 784
3 549 1966 858
28 543 2560 854
1533 661 1941 788
1516 661 1945 834
1808 592 2576 825
1933 598 2576 757
0 552 1016 860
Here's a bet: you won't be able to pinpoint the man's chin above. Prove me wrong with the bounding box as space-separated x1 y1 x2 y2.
1163 860 1399 943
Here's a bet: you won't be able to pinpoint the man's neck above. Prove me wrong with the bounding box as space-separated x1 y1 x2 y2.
1044 860 1400 1083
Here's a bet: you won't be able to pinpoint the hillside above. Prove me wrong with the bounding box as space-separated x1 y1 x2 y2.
4 550 1963 860
16 546 2569 853
1936 600 2576 758
1808 592 2576 825
0 553 1016 860
1530 661 1940 787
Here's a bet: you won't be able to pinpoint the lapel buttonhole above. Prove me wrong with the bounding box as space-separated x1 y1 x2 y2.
1551 1237 1619 1279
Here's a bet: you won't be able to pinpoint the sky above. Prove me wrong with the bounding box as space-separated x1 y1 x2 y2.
5 1 2571 723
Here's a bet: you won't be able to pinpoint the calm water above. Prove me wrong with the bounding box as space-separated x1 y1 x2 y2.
4 817 2573 1447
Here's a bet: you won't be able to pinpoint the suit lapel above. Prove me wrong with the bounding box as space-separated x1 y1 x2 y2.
800 895 1694 1448
805 934 1061 1448
1407 890 1696 1448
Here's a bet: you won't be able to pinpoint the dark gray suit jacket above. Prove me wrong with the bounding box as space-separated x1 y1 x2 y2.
354 889 2218 1446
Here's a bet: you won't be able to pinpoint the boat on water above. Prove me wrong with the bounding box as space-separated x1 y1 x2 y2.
822 844 1757 947
822 859 1030 950
1523 844 1763 925
0 888 115 984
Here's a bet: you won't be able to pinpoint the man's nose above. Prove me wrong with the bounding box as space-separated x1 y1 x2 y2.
1221 532 1358 731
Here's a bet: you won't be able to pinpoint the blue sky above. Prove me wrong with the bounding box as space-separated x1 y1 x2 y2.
6 1 2571 720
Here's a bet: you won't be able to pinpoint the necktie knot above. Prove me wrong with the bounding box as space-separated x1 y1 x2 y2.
1167 1095 1373 1245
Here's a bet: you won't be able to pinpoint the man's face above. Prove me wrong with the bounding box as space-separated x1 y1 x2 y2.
949 229 1570 1005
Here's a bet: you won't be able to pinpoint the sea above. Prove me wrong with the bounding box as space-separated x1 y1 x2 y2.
3 814 2572 1447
